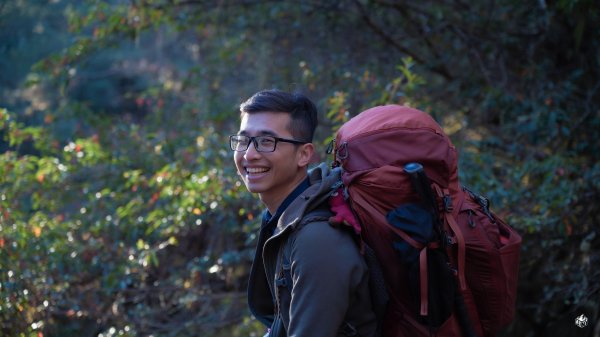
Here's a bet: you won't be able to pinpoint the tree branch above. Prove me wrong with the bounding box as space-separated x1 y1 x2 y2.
351 0 453 81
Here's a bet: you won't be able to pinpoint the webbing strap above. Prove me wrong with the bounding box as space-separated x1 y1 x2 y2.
445 212 466 290
434 185 467 291
389 224 424 250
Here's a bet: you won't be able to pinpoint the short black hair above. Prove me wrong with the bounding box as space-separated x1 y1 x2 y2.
239 89 318 142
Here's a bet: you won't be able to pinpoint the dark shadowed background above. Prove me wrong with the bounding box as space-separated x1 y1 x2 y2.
0 1 598 336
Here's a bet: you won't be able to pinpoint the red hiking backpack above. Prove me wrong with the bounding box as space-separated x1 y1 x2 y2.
331 105 521 337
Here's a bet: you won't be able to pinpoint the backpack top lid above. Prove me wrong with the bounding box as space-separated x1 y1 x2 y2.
334 105 460 198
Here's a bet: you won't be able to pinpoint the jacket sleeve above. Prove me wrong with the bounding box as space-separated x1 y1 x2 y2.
287 221 367 337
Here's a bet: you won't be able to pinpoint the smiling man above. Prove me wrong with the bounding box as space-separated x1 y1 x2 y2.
231 89 377 337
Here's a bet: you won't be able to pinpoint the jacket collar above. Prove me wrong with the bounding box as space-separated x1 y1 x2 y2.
274 163 342 235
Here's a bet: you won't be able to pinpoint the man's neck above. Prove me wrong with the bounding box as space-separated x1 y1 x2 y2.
261 174 308 215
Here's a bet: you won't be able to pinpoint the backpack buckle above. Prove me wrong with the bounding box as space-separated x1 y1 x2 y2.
443 194 453 212
336 142 349 160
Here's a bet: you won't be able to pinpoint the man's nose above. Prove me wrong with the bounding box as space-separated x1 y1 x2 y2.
244 140 262 159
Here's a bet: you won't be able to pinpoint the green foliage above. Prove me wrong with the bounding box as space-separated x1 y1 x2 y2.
0 100 260 336
1 0 598 336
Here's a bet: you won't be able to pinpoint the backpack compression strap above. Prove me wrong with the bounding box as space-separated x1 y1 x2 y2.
434 184 467 291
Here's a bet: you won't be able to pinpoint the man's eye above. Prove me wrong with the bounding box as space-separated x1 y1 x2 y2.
259 138 275 145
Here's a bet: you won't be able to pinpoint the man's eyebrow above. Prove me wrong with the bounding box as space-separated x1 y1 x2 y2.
238 130 279 137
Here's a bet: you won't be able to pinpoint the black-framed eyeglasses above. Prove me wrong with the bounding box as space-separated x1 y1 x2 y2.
229 135 308 152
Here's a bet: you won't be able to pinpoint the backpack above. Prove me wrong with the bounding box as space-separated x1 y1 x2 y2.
330 105 521 337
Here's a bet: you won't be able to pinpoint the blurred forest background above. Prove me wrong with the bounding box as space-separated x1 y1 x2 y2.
0 0 598 336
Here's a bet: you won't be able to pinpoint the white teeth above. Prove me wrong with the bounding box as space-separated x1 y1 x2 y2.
246 167 269 174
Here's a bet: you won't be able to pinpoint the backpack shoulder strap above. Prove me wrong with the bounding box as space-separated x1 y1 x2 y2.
278 207 332 287
298 208 332 228
273 208 332 331
275 208 366 337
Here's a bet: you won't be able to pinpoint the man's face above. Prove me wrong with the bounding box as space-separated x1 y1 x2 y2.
234 111 311 208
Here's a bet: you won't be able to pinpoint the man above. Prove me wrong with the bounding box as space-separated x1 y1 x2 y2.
231 89 378 337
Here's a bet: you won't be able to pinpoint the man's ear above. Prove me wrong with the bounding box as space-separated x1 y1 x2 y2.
297 143 315 167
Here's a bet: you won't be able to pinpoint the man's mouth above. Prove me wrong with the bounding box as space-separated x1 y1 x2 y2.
245 167 269 174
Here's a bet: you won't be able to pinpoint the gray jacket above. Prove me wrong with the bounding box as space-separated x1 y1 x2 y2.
248 163 378 337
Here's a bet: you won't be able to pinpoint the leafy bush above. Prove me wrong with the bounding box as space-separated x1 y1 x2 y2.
0 100 262 336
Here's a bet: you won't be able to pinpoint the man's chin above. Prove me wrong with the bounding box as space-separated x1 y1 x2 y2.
244 183 264 194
